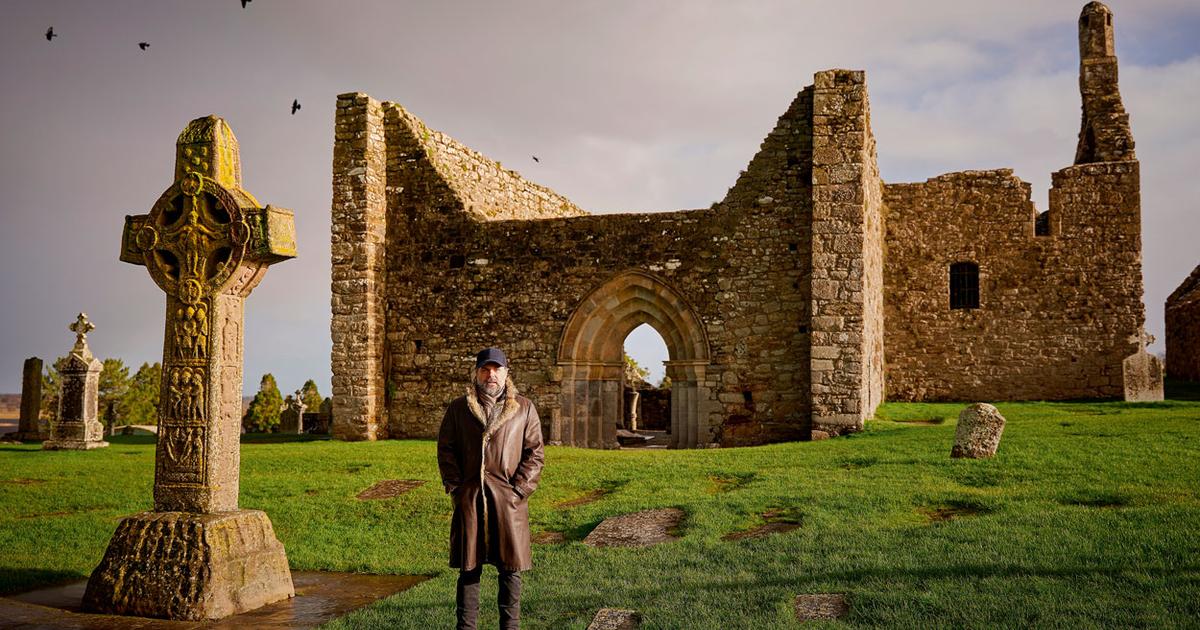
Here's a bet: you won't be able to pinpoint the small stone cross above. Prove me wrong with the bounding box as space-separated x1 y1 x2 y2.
69 312 95 353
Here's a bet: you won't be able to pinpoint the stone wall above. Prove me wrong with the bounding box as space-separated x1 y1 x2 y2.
808 70 884 434
332 73 851 447
1166 264 1200 381
883 163 1144 400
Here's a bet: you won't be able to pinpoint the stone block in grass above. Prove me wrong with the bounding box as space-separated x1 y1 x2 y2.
587 608 642 629
794 593 849 621
583 508 684 548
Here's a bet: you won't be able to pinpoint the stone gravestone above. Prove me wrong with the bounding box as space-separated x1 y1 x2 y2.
83 116 297 620
43 315 108 450
1122 349 1164 402
279 390 306 434
12 357 46 441
951 403 1006 459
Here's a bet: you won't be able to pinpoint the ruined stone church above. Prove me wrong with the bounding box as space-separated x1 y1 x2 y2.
330 2 1162 448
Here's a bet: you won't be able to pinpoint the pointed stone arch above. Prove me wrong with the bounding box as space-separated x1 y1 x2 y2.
555 270 711 448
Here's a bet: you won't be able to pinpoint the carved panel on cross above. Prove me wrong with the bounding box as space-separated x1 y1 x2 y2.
156 425 205 485
165 365 207 425
173 301 210 360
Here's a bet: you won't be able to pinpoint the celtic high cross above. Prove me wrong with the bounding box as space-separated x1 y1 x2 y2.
85 116 295 620
118 116 296 513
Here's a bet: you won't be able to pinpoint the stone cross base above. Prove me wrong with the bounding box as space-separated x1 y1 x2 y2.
42 437 109 450
43 419 108 450
83 510 294 620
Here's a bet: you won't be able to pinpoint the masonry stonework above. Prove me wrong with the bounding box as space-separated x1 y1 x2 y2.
330 2 1158 447
1166 264 1200 381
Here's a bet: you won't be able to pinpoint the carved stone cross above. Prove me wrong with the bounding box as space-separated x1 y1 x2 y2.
85 116 296 620
69 312 95 353
118 116 295 513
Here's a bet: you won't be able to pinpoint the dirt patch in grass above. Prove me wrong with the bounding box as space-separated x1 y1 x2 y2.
896 417 946 426
794 593 849 621
532 531 567 545
919 500 990 523
554 488 610 509
356 479 426 500
706 472 756 494
722 508 803 541
1 478 46 485
583 508 684 548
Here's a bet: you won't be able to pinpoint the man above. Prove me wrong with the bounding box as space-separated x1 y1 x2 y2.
438 347 545 630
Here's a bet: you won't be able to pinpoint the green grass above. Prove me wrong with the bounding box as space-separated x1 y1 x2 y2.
2 398 1199 628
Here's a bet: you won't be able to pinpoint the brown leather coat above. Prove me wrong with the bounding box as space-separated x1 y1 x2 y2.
437 377 544 572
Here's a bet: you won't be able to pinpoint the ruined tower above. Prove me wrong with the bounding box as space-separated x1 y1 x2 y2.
1075 1 1136 164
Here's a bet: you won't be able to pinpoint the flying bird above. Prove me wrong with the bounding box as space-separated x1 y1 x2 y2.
139 42 149 50
45 27 57 41
241 0 251 7
291 99 301 115
532 156 540 163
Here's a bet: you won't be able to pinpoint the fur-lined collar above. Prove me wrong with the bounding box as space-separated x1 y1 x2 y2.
465 375 520 438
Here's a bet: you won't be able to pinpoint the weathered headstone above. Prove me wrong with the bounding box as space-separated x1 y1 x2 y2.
951 403 1006 459
13 357 46 441
1122 349 1164 402
83 116 297 620
43 315 108 450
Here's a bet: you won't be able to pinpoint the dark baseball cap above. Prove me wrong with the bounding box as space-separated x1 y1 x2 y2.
475 347 509 368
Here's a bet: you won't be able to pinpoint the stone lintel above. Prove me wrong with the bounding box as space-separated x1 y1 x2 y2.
83 509 294 621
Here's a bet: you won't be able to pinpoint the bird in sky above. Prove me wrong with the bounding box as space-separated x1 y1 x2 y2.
291 99 301 115
139 42 149 51
45 27 57 41
532 156 540 163
241 0 251 8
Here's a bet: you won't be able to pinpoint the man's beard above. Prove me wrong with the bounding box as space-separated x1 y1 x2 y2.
482 380 503 396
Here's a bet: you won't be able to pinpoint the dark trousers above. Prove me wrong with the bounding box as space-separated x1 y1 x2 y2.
456 566 522 630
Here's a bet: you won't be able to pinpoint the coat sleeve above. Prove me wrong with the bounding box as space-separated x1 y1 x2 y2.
511 401 545 498
436 403 462 494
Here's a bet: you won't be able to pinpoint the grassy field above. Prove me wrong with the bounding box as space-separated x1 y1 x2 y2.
1 391 1198 628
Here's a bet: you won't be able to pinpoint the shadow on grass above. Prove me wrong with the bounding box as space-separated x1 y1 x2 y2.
105 434 157 446
0 567 87 596
353 561 1200 627
241 433 333 444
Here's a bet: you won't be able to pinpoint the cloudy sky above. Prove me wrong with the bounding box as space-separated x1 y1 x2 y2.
1 0 1197 394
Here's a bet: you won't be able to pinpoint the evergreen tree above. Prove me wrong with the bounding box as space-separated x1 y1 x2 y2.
120 362 162 425
299 379 323 411
243 373 283 432
98 358 130 428
39 356 67 422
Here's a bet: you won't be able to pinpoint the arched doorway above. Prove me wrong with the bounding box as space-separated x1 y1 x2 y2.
556 271 711 448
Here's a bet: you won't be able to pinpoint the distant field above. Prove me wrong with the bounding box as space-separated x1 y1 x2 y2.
1 396 1198 628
